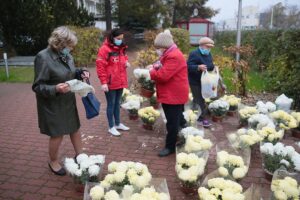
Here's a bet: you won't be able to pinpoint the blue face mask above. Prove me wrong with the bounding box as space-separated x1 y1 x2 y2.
199 47 210 55
61 47 71 56
114 38 123 46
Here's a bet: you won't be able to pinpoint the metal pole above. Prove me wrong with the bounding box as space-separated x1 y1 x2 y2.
236 0 242 62
3 53 9 78
270 6 274 29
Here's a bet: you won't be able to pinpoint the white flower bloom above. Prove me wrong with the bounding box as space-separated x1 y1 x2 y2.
88 165 100 177
181 126 204 138
104 190 121 200
121 185 134 199
133 68 150 80
76 153 89 164
89 155 105 165
89 185 104 200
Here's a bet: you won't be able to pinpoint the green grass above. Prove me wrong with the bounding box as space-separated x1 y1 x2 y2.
221 68 268 93
0 67 34 83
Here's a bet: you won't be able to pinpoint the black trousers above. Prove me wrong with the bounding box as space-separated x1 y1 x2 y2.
190 84 207 120
162 103 186 151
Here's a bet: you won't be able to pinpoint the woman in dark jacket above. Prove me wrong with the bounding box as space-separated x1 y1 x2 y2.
32 26 89 176
187 37 216 127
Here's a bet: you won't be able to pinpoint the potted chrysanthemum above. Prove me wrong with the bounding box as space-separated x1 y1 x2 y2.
133 68 155 98
64 154 105 193
149 93 160 109
291 112 300 138
208 99 229 122
220 95 241 116
138 106 160 130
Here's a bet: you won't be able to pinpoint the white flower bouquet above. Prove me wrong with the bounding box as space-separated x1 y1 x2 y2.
84 178 170 200
176 152 208 188
198 177 245 200
238 106 258 125
183 135 213 153
270 110 298 130
257 127 284 144
133 68 155 94
248 113 275 130
256 101 276 114
138 106 160 126
216 150 249 180
260 142 300 174
179 126 204 139
64 154 105 184
183 110 198 126
100 161 152 193
227 128 263 148
121 100 140 118
270 167 300 200
125 94 144 103
220 95 241 111
275 94 293 112
208 99 230 117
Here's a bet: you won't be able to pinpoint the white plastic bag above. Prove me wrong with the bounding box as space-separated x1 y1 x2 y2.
275 94 293 112
201 67 220 99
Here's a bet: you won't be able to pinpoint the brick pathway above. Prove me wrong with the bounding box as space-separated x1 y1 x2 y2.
0 68 298 200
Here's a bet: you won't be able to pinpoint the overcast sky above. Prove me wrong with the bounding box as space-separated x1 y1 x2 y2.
205 0 300 22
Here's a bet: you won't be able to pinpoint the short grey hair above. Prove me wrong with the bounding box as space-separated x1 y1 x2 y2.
48 26 78 50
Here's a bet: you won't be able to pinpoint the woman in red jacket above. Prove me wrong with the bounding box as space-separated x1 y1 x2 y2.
96 28 130 136
149 30 189 157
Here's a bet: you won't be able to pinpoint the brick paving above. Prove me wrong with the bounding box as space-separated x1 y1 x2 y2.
0 67 299 200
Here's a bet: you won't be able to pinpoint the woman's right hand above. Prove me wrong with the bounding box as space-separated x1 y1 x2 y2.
55 83 70 93
101 84 109 92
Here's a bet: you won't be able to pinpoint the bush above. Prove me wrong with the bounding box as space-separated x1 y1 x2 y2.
214 29 300 108
134 48 159 67
69 26 103 67
169 28 190 54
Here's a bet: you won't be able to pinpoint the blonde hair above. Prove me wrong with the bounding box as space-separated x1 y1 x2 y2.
48 26 78 50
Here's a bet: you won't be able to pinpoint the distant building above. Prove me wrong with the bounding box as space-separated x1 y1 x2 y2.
217 5 260 31
76 0 118 30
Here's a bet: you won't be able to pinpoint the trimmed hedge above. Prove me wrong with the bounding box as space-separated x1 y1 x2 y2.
69 26 103 67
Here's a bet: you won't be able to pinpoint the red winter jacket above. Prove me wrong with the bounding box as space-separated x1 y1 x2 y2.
150 46 189 105
96 39 128 90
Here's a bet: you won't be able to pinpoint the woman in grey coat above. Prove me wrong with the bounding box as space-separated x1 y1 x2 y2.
32 26 89 176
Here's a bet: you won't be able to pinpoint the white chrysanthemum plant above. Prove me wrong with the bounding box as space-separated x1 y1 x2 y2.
257 127 284 145
270 110 298 130
133 68 155 93
183 110 198 127
227 128 263 149
121 99 141 116
238 106 258 126
220 94 241 112
64 154 105 184
84 178 170 200
138 106 160 125
208 99 230 117
100 161 152 194
247 113 275 130
198 170 259 200
175 151 209 188
260 142 300 175
275 94 293 112
216 141 251 180
270 166 300 200
125 94 144 104
256 101 276 114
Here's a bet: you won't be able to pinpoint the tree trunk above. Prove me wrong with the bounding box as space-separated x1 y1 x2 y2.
105 0 112 30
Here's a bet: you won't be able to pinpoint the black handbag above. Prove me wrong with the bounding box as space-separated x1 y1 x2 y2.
81 79 100 119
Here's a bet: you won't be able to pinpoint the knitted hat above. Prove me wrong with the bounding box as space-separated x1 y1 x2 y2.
199 37 214 47
154 30 174 49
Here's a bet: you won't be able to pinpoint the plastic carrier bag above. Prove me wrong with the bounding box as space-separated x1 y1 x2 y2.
201 67 220 99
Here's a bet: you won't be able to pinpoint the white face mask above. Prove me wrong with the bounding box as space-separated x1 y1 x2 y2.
156 49 163 56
